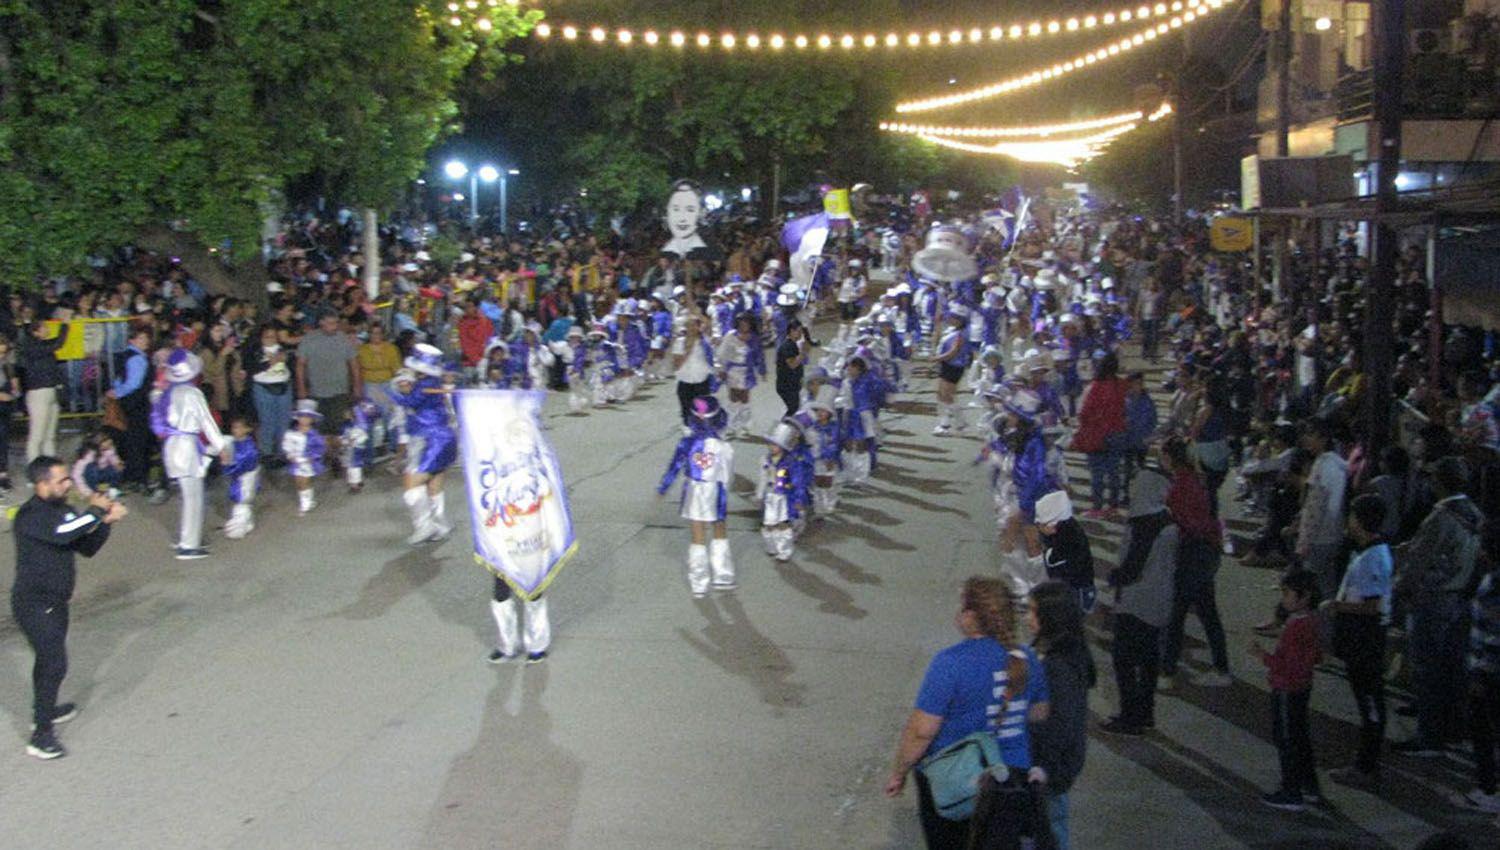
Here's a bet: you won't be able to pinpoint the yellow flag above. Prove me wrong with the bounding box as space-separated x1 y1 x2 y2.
823 189 852 220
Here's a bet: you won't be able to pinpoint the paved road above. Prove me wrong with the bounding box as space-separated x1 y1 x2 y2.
0 336 1493 849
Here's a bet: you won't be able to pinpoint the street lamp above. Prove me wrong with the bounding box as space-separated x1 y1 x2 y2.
443 159 516 228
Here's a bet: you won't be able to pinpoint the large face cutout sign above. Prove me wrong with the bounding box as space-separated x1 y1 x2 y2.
661 179 717 260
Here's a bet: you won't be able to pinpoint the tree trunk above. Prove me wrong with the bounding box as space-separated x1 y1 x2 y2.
136 225 270 306
362 207 380 301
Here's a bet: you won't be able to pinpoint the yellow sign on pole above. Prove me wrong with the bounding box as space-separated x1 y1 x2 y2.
1210 216 1255 252
823 189 851 220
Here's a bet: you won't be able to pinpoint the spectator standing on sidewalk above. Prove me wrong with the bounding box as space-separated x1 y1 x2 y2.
296 311 362 461
1251 570 1324 811
1160 436 1231 688
1326 494 1395 790
106 324 154 492
18 318 66 461
1296 417 1348 600
1449 518 1500 819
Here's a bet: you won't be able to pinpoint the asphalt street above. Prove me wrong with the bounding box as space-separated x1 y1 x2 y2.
0 333 1494 849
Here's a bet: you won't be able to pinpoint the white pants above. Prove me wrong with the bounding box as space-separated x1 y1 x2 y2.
177 476 205 550
25 387 58 461
490 595 551 655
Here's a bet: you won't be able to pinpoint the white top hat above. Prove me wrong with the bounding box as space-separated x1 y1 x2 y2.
291 398 324 420
164 348 203 384
404 343 446 377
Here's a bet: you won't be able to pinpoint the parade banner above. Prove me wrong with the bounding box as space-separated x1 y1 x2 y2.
781 211 831 291
455 389 577 600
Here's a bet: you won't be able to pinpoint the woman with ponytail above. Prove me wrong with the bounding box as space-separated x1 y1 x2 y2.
884 577 1051 848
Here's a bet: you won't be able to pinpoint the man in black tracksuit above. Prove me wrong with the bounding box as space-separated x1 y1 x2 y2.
12 455 125 760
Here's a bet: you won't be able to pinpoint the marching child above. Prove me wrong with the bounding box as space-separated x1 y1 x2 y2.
794 387 842 517
657 396 736 596
716 313 758 439
563 325 591 412
342 399 379 492
221 414 260 539
283 399 326 515
758 420 811 561
1251 570 1324 811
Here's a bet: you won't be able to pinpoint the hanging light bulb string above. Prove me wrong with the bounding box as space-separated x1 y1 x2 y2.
901 102 1173 165
523 1 1211 53
893 0 1235 114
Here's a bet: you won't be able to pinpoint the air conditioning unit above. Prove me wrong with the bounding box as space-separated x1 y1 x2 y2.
1410 28 1448 55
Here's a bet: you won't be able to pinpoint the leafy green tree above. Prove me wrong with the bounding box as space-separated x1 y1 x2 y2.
0 0 536 295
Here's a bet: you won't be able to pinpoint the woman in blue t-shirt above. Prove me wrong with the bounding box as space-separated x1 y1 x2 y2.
885 577 1051 848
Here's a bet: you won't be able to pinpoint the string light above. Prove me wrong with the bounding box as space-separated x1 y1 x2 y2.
915 123 1139 167
893 0 1228 113
525 1 1196 52
879 106 1155 138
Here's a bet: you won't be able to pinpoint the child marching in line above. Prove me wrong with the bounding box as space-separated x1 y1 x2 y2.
508 322 556 391
716 313 758 439
342 399 379 493
657 396 736 597
793 387 843 518
387 344 459 545
221 413 260 539
645 296 674 382
283 399 326 515
562 325 592 413
586 323 622 407
758 420 812 561
838 352 886 485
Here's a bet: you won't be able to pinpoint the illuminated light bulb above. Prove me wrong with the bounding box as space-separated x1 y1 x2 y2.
1084 53 1097 63
721 33 735 48
840 34 855 48
1144 28 1157 39
1028 22 1042 36
617 29 631 44
696 32 710 47
1313 16 1331 30
1155 3 1168 14
1066 18 1079 30
1047 21 1061 33
1120 10 1133 22
476 18 492 31
1171 1 1183 9
948 29 961 43
927 31 942 45
769 34 784 49
448 16 462 26
1185 10 1197 21
465 0 477 8
1139 5 1151 17
590 27 606 42
561 25 577 39
669 31 685 47
794 34 808 48
907 32 921 46
1041 69 1054 79
1084 15 1097 27
886 33 899 47
1063 60 1075 71
969 28 983 42
863 34 877 47
1103 13 1116 24
990 26 1003 39
447 2 459 10
644 30 659 45
1108 44 1119 53
535 22 551 37
817 34 832 48
747 34 761 48
1131 33 1144 44
1170 16 1183 27
1009 25 1022 38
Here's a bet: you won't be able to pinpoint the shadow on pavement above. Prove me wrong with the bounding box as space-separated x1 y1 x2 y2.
679 595 806 713
770 558 868 620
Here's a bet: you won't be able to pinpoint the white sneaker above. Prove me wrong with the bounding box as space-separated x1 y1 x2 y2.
932 424 951 436
1451 788 1500 813
1190 670 1234 688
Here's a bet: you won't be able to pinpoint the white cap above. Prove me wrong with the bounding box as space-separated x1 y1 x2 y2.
1034 490 1073 526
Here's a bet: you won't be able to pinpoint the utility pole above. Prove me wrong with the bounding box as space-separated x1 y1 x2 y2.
1363 0 1405 454
1172 76 1184 226
1275 0 1292 157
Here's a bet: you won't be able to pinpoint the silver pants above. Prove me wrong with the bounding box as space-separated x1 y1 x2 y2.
177 476 205 549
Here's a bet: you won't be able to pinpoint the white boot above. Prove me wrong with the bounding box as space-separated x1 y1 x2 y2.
569 389 589 413
404 486 434 545
813 486 838 516
687 543 710 597
773 528 795 562
223 503 254 539
761 526 779 557
297 488 316 515
428 491 451 539
709 538 736 590
933 403 952 435
843 451 870 486
346 465 364 489
523 596 551 656
490 597 520 658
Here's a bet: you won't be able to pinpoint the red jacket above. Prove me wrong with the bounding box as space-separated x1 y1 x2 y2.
457 315 494 367
1166 468 1221 545
1263 611 1322 692
1072 377 1128 453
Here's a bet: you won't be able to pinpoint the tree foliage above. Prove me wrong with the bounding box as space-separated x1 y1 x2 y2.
0 0 536 291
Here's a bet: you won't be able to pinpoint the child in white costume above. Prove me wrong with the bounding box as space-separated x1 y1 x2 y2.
657 396 736 596
757 420 812 562
282 399 326 515
221 414 260 540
